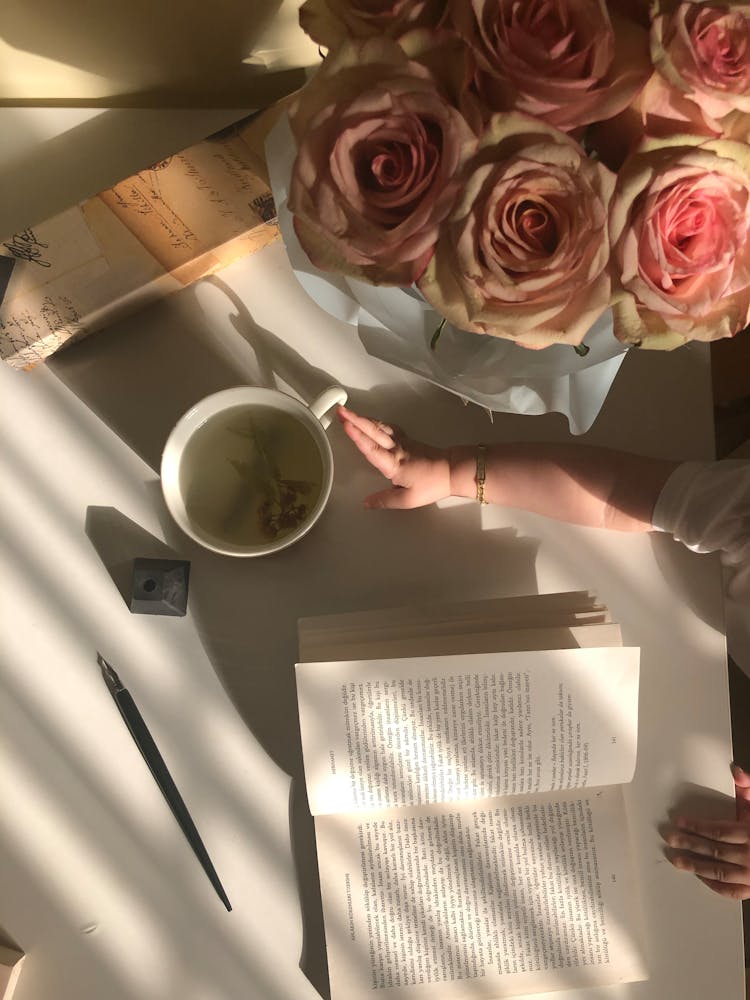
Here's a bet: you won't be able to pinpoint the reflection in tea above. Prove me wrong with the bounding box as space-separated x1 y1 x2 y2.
180 404 324 545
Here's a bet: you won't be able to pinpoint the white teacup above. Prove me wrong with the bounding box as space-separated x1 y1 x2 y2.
161 385 347 556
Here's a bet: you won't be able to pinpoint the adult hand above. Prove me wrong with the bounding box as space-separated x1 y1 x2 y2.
662 763 750 900
337 405 451 509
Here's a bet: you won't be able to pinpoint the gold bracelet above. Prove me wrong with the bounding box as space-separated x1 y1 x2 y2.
476 445 488 504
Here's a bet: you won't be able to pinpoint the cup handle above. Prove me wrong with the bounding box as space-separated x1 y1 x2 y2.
309 386 348 430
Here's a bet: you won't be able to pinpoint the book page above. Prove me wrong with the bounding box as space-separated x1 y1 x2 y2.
296 647 639 816
316 786 647 999
299 620 621 664
298 592 610 661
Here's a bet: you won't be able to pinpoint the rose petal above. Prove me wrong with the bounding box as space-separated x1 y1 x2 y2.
610 134 750 346
448 0 651 132
288 37 476 286
418 112 615 346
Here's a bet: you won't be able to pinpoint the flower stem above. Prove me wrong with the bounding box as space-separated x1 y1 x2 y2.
573 343 590 357
431 317 446 351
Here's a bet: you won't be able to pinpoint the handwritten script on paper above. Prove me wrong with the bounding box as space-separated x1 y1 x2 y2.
0 208 111 367
0 113 279 369
2 229 52 268
98 128 276 274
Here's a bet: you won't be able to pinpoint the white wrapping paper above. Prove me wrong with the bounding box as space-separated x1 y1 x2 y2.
266 114 628 434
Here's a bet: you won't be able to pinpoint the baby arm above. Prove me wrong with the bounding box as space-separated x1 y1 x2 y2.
338 405 677 531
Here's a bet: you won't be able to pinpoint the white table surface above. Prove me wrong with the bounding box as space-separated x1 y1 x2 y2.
0 202 745 998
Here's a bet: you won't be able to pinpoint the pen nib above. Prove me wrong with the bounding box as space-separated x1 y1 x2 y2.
97 652 123 690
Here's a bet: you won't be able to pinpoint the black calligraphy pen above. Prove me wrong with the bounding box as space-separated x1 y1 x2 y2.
96 653 232 912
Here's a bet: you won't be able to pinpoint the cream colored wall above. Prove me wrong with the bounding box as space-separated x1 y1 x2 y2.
0 0 318 104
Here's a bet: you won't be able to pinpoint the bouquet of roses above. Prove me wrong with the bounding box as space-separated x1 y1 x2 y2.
283 0 750 352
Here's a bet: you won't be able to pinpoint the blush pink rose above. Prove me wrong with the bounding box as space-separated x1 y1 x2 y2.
447 0 652 132
651 1 750 131
418 113 615 348
298 0 446 50
288 38 476 286
609 136 750 349
592 4 750 164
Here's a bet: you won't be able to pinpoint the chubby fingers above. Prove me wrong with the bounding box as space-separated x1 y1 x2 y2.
338 406 401 479
343 421 398 479
337 405 395 449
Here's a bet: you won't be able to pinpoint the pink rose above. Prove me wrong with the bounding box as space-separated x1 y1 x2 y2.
418 113 615 348
288 38 476 286
651 2 750 131
447 0 651 132
298 0 446 50
609 136 750 348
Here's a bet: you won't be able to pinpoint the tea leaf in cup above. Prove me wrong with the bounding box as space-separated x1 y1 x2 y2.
180 404 324 546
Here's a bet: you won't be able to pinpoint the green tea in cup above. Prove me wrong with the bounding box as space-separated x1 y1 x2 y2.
161 385 347 557
179 404 324 547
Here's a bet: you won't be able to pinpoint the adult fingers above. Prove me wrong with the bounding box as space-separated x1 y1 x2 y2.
671 814 750 845
696 875 750 901
341 419 399 478
364 487 420 510
731 764 750 821
663 825 749 864
667 848 749 885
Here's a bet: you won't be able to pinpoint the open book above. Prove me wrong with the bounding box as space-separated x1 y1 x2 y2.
296 593 648 1000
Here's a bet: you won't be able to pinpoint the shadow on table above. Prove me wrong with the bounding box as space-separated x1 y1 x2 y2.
51 278 542 998
85 506 182 609
650 532 726 639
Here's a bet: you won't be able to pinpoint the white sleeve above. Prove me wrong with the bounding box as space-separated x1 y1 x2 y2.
652 460 750 677
651 460 750 598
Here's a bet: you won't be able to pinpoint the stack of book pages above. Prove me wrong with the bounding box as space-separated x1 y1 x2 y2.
296 592 647 1000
